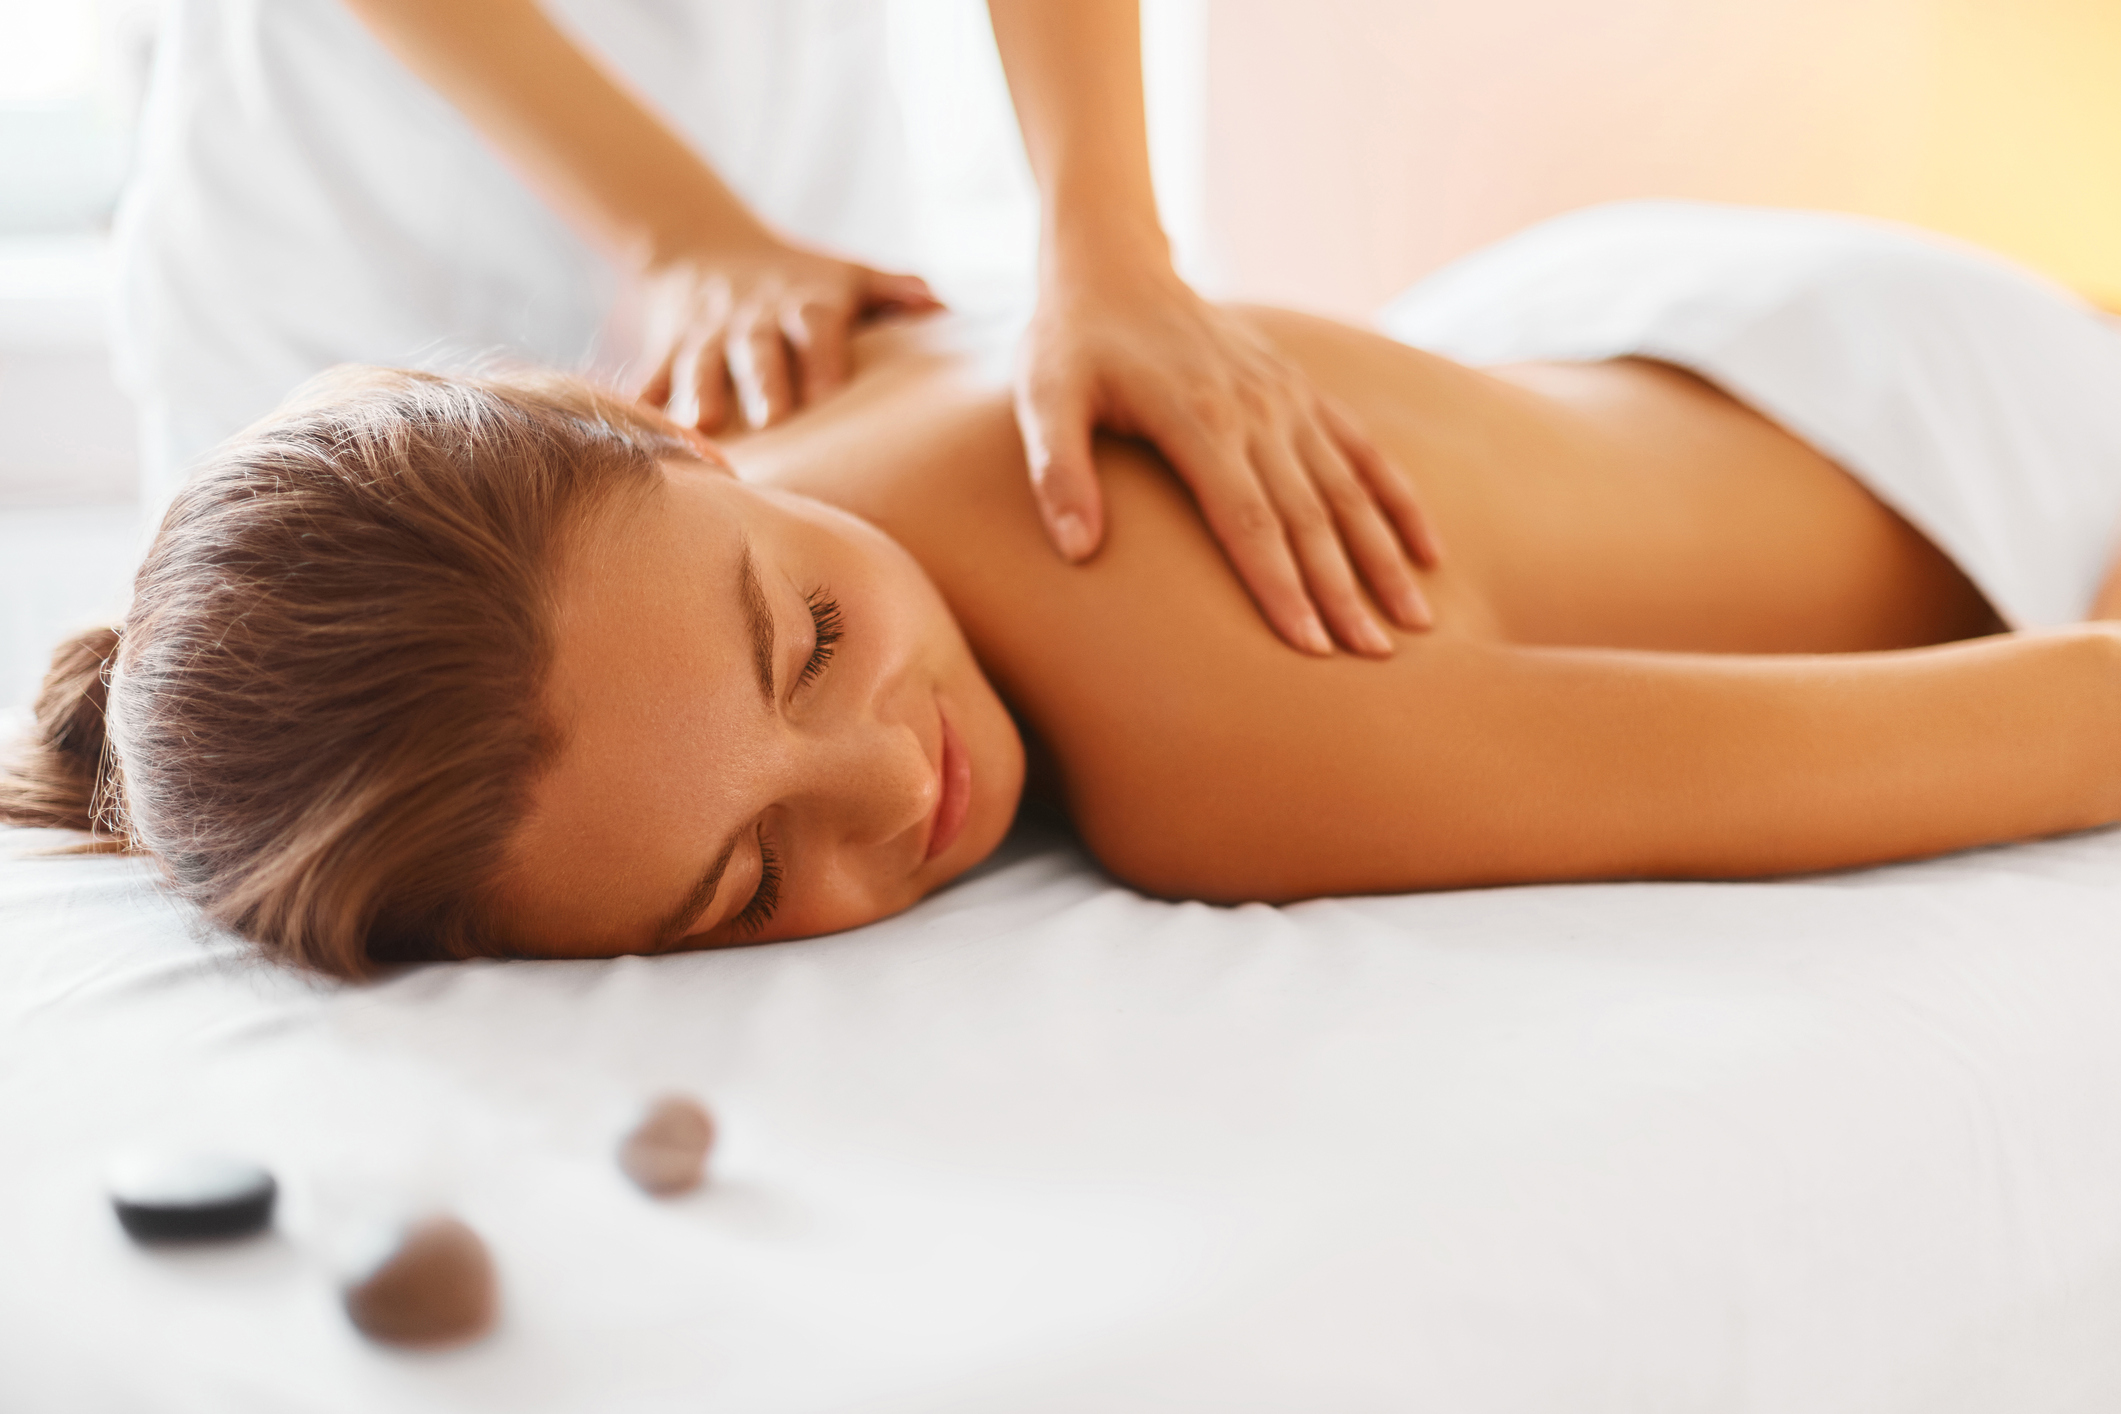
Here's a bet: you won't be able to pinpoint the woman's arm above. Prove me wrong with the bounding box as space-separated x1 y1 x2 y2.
337 0 936 430
1082 619 2121 902
985 0 1440 658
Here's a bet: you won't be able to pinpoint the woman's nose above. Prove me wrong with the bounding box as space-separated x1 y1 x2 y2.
809 712 938 848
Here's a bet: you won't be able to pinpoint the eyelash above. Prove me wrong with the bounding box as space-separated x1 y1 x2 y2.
732 591 838 936
798 590 843 689
730 831 782 938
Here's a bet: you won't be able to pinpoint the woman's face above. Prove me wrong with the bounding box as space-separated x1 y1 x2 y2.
499 457 1025 957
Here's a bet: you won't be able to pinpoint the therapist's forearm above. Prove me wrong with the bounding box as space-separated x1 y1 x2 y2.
338 0 769 269
986 0 1170 274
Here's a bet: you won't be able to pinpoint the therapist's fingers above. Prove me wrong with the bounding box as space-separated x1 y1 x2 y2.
859 267 944 315
1321 397 1442 569
1251 425 1391 656
792 266 941 405
783 297 853 407
1013 366 1104 563
638 356 673 411
727 302 796 429
1294 414 1430 634
1146 405 1334 657
642 252 941 432
668 321 733 433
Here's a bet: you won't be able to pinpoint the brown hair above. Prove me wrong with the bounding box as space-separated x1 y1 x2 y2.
0 366 696 978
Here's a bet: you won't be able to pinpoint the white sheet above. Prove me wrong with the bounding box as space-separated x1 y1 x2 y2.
8 817 2121 1412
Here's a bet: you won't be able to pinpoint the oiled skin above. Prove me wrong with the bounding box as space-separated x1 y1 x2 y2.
725 309 2121 900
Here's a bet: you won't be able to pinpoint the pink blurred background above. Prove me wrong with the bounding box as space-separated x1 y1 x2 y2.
1202 0 2121 317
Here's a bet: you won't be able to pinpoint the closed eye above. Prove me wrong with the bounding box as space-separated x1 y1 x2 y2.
729 828 782 937
798 590 842 689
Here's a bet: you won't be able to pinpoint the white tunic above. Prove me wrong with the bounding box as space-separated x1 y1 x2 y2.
1380 202 2121 629
113 0 911 501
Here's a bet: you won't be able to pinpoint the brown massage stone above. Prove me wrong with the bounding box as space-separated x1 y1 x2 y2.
617 1094 716 1196
341 1214 498 1347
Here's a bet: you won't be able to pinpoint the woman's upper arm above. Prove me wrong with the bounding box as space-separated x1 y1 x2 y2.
1067 625 2121 902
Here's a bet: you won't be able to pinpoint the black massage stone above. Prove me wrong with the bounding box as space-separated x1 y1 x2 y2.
108 1152 277 1242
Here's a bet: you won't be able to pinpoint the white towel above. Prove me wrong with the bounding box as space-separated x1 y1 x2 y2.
1379 201 2121 628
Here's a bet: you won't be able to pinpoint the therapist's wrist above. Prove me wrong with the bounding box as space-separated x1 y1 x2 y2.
621 188 785 277
1040 206 1172 287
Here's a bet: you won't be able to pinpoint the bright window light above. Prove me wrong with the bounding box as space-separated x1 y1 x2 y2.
0 0 141 234
0 1 99 105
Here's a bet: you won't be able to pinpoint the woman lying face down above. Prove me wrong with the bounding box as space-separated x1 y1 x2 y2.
10 208 2121 977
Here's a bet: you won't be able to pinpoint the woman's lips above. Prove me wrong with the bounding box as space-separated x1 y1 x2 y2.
925 705 973 863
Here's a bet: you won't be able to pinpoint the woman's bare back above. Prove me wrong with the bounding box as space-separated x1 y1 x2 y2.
726 309 2114 901
737 308 1996 651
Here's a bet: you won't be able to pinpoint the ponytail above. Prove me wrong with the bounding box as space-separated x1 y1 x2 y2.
0 625 130 847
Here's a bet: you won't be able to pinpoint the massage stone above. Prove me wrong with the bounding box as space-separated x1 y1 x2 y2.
107 1151 276 1242
340 1214 498 1347
617 1094 716 1196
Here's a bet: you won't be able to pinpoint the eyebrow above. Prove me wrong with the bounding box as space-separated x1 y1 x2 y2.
647 540 777 952
738 541 775 707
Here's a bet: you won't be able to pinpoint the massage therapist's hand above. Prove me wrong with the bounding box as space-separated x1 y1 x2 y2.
636 238 941 433
1015 249 1442 657
332 0 939 432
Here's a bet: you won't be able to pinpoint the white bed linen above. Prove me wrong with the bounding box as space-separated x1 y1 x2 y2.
7 817 2121 1413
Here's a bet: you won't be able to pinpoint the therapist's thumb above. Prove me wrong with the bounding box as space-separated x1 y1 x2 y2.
1015 378 1103 564
861 268 943 313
